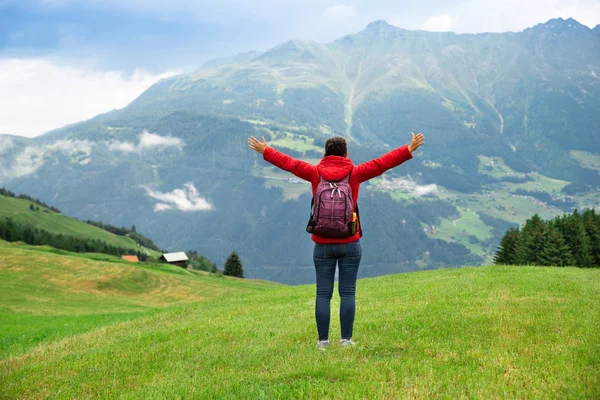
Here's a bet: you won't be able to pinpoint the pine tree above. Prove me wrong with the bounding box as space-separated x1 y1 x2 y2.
558 211 592 267
516 214 546 265
29 204 35 211
538 225 574 266
223 251 244 278
582 209 600 267
494 227 520 265
212 262 218 274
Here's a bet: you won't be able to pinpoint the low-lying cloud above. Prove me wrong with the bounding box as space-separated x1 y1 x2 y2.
2 139 95 180
0 137 13 155
48 139 95 155
144 183 213 212
108 131 184 153
377 177 439 197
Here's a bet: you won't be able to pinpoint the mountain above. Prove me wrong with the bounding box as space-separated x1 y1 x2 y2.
1 18 599 283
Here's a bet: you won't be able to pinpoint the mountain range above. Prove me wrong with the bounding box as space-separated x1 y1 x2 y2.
1 17 599 284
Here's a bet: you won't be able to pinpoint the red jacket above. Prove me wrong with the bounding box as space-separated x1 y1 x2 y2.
263 145 413 244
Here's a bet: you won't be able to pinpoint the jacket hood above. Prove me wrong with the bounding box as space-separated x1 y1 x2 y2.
317 155 355 180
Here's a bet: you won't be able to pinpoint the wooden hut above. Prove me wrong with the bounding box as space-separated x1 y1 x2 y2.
159 252 189 268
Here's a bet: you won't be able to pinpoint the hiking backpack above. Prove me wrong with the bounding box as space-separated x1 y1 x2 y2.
306 173 356 238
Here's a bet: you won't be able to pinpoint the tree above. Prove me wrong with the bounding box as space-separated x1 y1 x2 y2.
582 209 600 267
224 251 244 278
556 211 592 267
516 214 546 265
538 225 574 267
494 227 520 265
29 204 35 211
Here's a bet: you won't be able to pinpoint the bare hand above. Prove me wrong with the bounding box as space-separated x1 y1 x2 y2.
248 136 268 155
408 132 425 153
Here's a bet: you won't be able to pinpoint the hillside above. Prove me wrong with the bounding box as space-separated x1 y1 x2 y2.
1 18 600 283
1 260 598 398
0 240 279 357
0 193 162 258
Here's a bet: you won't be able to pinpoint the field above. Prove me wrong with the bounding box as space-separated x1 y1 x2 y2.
0 241 278 359
1 241 599 398
570 150 600 172
0 194 161 257
270 132 323 153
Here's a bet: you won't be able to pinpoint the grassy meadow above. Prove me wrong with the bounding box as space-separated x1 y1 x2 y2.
1 240 599 398
0 194 161 257
0 241 278 359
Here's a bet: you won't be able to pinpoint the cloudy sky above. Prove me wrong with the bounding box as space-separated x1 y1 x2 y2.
1 0 599 138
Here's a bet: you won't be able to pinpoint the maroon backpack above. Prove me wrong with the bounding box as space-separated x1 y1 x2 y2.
306 173 355 238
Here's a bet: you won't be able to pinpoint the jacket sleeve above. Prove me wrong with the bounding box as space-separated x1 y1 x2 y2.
263 146 318 182
355 145 413 183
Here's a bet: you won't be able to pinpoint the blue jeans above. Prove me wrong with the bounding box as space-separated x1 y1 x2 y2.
313 240 361 341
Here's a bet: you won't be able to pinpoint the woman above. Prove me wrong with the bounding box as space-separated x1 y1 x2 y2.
248 133 425 349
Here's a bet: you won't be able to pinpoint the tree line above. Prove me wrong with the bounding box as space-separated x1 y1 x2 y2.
2 186 164 252
511 189 575 212
0 187 62 213
0 217 149 261
85 220 164 252
185 250 244 278
494 209 600 267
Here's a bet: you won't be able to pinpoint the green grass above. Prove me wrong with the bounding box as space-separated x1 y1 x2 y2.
0 194 161 257
255 155 320 200
270 132 323 153
1 245 599 398
265 179 311 200
0 241 279 358
426 207 493 259
570 150 600 172
477 156 568 193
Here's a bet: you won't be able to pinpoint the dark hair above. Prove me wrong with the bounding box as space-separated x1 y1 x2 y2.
324 136 347 157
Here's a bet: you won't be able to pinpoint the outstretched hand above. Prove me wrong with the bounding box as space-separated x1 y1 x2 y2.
408 132 425 153
248 136 268 155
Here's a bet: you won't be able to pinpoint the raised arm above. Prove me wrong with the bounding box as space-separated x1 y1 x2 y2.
248 136 318 182
356 132 424 183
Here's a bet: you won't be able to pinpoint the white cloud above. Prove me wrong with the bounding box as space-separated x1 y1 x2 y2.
0 137 13 155
0 58 180 138
144 183 213 212
413 183 439 197
154 203 174 211
10 147 46 178
322 4 357 24
107 141 137 153
447 0 600 33
422 15 456 32
1 139 95 180
138 131 184 150
379 176 439 197
47 139 94 155
108 130 184 153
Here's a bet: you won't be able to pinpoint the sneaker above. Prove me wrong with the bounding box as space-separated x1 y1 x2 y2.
317 340 329 350
340 339 356 347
